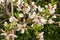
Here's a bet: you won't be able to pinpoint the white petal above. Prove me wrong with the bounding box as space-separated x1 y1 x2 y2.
53 4 57 9
1 0 4 2
45 5 48 8
9 34 17 38
49 9 55 14
31 2 35 5
48 19 54 24
40 18 46 24
1 33 7 36
52 15 56 18
38 6 44 12
19 13 24 17
4 22 8 26
21 29 25 34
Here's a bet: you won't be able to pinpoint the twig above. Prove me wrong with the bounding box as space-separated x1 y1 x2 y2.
35 0 40 4
0 29 5 32
4 0 11 17
50 14 60 16
10 0 13 16
10 0 14 40
30 0 32 5
0 18 9 24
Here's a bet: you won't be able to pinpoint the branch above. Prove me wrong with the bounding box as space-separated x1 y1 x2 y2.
35 0 40 4
30 0 32 5
10 0 13 16
50 14 60 16
4 0 11 17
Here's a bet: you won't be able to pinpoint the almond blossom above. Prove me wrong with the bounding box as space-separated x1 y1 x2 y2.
52 15 57 18
37 32 44 40
17 23 27 34
45 3 57 14
29 11 36 19
40 18 47 24
19 13 24 18
9 16 18 22
4 22 8 26
48 19 54 24
1 32 17 40
38 6 44 12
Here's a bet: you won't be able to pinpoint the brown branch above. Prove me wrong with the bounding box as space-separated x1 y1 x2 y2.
30 0 32 5
4 0 11 17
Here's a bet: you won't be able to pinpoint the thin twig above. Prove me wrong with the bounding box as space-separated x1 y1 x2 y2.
50 14 60 16
0 18 9 24
35 0 40 4
10 0 13 16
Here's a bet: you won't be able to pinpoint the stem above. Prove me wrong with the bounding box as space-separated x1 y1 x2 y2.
30 0 32 5
10 0 14 40
12 30 14 40
10 0 13 16
4 0 11 17
35 0 40 4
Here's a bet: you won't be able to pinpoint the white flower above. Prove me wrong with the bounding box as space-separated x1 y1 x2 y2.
1 0 4 2
37 32 44 40
48 3 52 9
53 4 57 10
52 15 57 18
4 22 8 26
49 9 55 14
31 24 34 27
32 11 36 16
32 5 37 11
21 29 25 34
40 18 46 24
29 11 36 19
45 5 48 8
26 6 30 13
33 16 41 22
45 3 57 14
38 6 44 12
24 3 31 13
9 16 18 22
17 7 21 11
17 23 27 34
31 2 35 5
1 32 17 40
19 13 24 18
17 0 23 5
48 19 54 24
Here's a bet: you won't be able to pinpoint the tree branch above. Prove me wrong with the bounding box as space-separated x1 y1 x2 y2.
4 0 11 17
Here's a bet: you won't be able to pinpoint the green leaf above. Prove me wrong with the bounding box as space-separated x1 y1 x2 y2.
23 0 27 3
51 0 55 4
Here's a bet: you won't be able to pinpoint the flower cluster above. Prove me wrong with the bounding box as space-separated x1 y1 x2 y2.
0 0 57 40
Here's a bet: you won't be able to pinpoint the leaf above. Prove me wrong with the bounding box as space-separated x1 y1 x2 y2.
23 0 27 3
